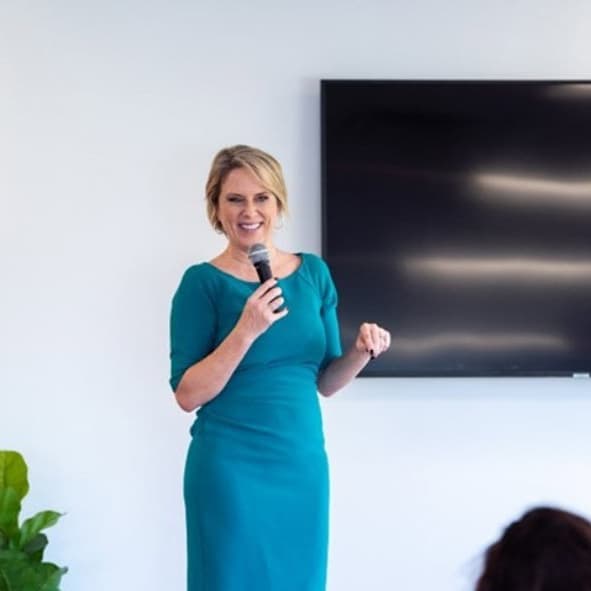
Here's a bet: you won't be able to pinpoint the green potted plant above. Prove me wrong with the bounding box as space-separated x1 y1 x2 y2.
0 450 67 591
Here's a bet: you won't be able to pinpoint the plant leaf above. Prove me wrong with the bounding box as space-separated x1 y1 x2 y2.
0 530 8 551
38 563 68 591
0 453 29 502
0 567 12 591
0 549 25 591
19 512 62 550
0 453 66 591
0 553 67 591
22 533 48 561
0 549 27 561
0 559 41 589
0 489 20 542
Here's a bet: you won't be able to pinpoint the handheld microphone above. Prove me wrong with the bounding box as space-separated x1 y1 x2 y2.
247 243 273 283
248 243 286 313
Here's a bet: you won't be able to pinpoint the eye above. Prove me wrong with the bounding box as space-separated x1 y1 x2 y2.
256 194 270 202
227 195 244 203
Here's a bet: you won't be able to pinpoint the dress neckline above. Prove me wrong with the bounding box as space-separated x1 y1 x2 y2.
204 253 305 285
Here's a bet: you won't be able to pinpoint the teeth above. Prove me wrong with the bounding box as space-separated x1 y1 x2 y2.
239 223 261 230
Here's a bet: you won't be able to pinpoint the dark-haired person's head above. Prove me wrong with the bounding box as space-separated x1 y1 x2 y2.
476 506 591 591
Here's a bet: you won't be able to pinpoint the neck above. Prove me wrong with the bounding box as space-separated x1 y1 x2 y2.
224 244 278 266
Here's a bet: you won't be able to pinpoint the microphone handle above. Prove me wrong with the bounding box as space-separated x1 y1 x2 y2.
254 261 273 283
253 260 285 313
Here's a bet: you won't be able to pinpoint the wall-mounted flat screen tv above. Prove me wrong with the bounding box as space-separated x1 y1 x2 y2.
321 80 591 377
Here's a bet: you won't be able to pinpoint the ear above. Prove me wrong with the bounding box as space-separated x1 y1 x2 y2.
214 217 225 234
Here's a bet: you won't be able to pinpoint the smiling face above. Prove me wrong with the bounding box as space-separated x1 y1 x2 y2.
216 166 280 252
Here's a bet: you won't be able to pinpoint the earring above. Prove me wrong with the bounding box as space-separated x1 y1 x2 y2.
274 216 284 230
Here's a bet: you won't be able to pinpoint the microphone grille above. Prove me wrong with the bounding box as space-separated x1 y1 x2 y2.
247 243 269 265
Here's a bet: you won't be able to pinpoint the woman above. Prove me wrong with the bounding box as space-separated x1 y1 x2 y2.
476 506 591 591
169 145 391 591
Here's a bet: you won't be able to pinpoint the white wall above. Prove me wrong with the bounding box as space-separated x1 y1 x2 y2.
1 1 590 590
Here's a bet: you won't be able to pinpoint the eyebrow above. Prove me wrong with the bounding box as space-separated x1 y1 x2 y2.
224 192 270 198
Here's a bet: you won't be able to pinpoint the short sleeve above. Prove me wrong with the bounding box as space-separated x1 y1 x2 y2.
169 266 217 392
319 259 342 370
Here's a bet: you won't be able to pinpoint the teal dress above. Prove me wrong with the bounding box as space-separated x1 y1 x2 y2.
169 253 342 591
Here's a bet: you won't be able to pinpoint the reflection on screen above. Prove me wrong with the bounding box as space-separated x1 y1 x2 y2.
322 81 591 376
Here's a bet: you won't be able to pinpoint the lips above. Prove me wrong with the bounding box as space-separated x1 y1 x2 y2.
238 222 263 231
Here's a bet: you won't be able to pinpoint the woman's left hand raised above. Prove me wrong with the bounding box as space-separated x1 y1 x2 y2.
354 323 391 360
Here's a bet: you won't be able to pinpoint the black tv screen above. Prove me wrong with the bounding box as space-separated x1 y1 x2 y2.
321 80 591 377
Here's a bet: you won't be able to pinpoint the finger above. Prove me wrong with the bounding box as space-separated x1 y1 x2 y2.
269 296 285 312
383 330 391 350
359 323 389 358
372 324 384 342
252 278 278 298
269 304 289 321
260 286 283 305
372 328 391 357
366 323 380 356
356 324 375 358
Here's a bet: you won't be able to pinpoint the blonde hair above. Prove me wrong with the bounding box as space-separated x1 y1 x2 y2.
205 145 288 233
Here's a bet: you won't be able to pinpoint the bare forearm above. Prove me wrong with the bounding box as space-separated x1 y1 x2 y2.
318 322 391 396
317 346 371 397
174 278 288 412
174 326 255 412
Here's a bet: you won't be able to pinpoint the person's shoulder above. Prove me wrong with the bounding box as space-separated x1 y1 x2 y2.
298 253 338 304
298 253 335 291
175 262 220 297
181 262 213 281
171 263 221 312
300 252 332 277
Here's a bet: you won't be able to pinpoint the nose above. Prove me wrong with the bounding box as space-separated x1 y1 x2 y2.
244 199 257 217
